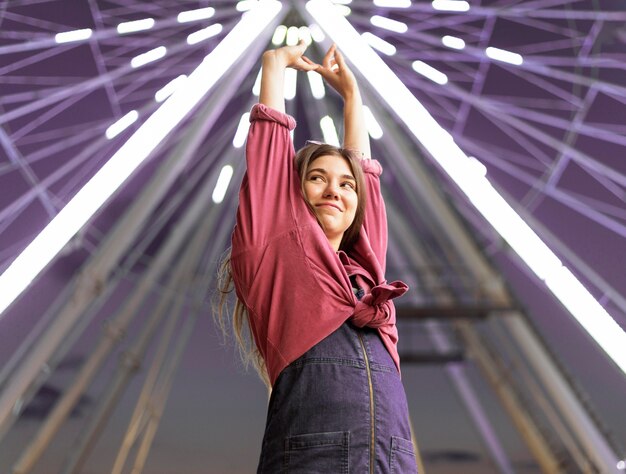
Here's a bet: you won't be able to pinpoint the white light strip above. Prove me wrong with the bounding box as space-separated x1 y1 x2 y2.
309 23 325 42
0 1 283 317
131 46 166 68
117 18 155 34
412 60 448 84
363 105 383 139
373 0 411 7
55 28 92 44
361 32 396 55
272 25 288 45
307 70 325 99
320 115 340 146
286 26 300 45
370 15 408 33
237 0 258 12
233 113 251 148
334 4 351 15
284 68 297 100
177 7 216 23
486 46 524 65
106 111 139 139
155 75 187 103
432 0 470 11
306 0 626 375
442 35 465 50
468 156 487 176
333 0 352 4
212 165 234 203
252 66 263 96
187 23 223 45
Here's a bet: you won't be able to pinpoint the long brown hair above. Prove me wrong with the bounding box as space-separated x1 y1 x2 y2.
215 143 368 385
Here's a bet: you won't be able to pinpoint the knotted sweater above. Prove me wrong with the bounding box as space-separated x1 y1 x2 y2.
230 103 408 386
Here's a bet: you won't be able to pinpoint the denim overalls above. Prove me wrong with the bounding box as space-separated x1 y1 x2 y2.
256 280 418 473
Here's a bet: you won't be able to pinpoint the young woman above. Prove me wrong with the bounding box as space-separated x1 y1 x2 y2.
218 40 417 473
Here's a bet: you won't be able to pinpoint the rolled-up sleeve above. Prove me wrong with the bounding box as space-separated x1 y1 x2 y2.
360 158 388 272
232 104 298 252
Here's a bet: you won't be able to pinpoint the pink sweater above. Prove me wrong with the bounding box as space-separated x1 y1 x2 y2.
231 104 408 386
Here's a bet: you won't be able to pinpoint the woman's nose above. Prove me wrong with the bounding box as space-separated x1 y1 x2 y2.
323 182 339 198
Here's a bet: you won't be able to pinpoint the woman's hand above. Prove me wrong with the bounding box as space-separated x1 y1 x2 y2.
263 40 319 72
315 44 359 100
260 40 318 112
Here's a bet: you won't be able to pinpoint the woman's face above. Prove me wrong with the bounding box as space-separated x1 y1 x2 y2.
303 154 358 249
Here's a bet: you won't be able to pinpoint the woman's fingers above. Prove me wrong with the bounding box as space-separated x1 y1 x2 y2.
334 48 347 69
293 56 320 71
322 43 337 69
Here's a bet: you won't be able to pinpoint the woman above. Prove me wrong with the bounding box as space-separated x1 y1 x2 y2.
218 40 417 473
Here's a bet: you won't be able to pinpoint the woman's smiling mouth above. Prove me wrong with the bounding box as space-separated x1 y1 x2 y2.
316 203 342 212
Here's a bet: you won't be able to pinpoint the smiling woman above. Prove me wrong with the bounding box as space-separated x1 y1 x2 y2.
216 40 416 473
297 143 366 252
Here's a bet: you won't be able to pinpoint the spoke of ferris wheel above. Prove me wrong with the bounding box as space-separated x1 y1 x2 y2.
521 87 599 213
401 71 626 195
0 126 58 217
87 0 124 118
455 136 626 239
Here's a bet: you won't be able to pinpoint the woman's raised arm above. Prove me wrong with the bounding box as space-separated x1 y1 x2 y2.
315 44 371 159
260 40 318 113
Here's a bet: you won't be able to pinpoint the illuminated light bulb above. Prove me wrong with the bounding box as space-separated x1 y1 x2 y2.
284 68 297 100
106 111 139 139
362 32 396 55
373 0 411 7
320 116 340 146
187 23 223 45
432 0 470 12
212 165 234 203
177 7 215 23
252 67 263 96
55 28 92 43
307 71 325 99
442 35 465 50
486 46 524 65
370 15 408 33
299 26 313 45
155 75 187 103
272 25 288 45
130 46 166 68
286 26 300 45
363 106 383 139
309 23 325 42
117 18 155 34
233 113 251 148
412 60 448 84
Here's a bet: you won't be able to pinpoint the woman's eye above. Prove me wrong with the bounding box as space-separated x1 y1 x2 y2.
342 182 356 190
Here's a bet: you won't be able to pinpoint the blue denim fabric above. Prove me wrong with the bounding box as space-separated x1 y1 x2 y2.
257 322 417 473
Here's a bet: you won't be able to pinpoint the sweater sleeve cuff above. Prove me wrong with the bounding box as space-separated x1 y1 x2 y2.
250 103 297 131
360 158 383 177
